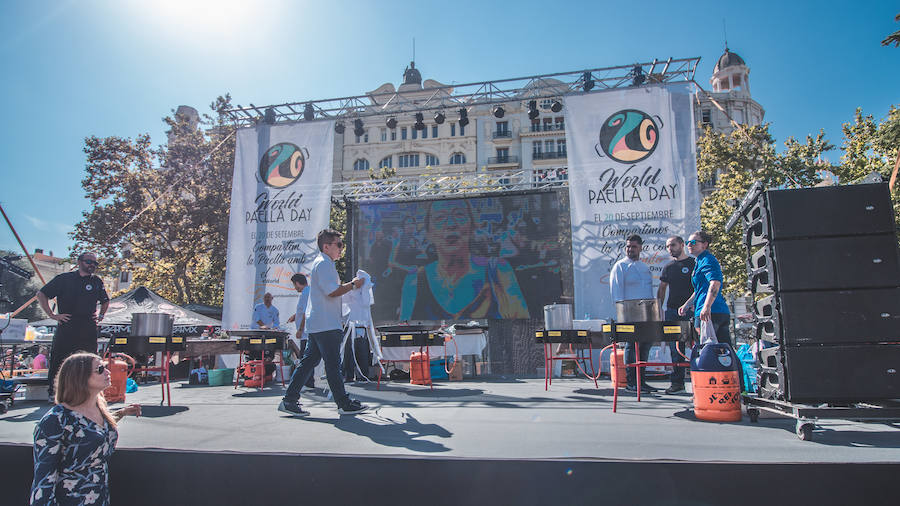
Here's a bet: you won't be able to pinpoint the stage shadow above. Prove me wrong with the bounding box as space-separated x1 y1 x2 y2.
138 405 189 418
572 388 618 397
232 389 286 398
404 388 484 398
0 403 51 422
303 412 453 453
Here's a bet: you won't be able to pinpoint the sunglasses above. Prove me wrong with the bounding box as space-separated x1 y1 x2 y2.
82 259 98 266
96 364 107 374
331 241 345 249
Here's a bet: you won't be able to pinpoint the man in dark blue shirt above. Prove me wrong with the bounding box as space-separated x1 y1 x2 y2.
657 236 695 394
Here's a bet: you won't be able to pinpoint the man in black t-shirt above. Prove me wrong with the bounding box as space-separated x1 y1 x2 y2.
657 236 695 394
37 252 109 400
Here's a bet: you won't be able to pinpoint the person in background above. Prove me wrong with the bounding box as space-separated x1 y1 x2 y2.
285 273 314 390
656 235 696 394
251 292 279 329
278 229 367 417
609 234 657 393
32 346 49 371
36 252 109 402
30 352 140 505
679 230 732 347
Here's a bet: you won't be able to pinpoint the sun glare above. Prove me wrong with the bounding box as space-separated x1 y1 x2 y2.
132 0 260 38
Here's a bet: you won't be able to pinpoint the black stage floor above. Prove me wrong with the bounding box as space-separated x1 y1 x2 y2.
2 377 899 505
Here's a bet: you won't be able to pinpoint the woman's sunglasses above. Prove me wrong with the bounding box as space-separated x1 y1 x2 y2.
686 239 698 245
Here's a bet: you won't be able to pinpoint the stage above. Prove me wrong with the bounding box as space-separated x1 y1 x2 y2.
2 377 898 504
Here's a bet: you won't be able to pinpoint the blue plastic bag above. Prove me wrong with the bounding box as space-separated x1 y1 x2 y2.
735 344 758 393
126 378 138 393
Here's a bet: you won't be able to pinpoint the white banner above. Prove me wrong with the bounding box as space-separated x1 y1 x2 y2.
222 121 335 330
565 83 700 320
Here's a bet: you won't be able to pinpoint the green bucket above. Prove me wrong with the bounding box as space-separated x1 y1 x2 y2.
207 368 234 387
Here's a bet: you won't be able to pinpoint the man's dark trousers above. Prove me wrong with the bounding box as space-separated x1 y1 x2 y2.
283 329 349 407
48 317 98 394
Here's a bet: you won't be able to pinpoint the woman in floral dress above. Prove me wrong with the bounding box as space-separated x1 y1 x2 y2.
31 353 141 505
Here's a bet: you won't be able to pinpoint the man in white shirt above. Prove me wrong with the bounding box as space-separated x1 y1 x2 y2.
285 273 314 389
279 229 367 417
609 234 657 393
251 293 279 329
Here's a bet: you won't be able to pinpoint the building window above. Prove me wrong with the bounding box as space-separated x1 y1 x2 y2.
355 133 369 143
459 124 465 136
421 127 427 139
450 123 456 136
555 117 564 130
496 121 509 134
557 139 566 156
379 156 392 168
398 153 420 168
425 154 439 166
701 109 711 124
449 152 466 165
496 148 509 162
401 127 407 140
380 128 387 142
391 129 397 141
120 271 130 283
412 128 418 140
544 140 554 153
540 98 553 110
532 141 542 154
531 119 540 132
353 158 369 171
432 125 438 138
733 74 742 88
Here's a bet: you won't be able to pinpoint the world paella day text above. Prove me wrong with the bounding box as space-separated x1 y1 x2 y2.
245 190 313 223
587 166 678 207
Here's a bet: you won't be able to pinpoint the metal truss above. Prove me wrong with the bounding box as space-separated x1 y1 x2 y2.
332 168 570 202
225 57 700 127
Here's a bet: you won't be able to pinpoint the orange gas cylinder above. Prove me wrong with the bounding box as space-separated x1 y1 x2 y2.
241 360 267 388
103 353 134 404
609 346 627 388
690 344 742 422
410 352 431 386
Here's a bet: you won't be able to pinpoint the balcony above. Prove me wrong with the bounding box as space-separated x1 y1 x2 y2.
529 123 565 133
532 151 567 161
492 130 512 139
487 155 520 166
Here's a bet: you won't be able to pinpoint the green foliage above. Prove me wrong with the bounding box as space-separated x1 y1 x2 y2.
71 96 236 306
696 124 832 296
882 13 900 47
831 105 900 236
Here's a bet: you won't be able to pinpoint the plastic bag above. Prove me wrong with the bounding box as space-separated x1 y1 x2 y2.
699 320 718 345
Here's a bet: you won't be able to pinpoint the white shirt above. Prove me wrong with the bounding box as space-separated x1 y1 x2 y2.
306 252 344 333
609 257 653 302
295 286 310 340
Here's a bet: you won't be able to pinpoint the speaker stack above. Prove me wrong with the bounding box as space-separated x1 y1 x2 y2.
731 183 900 403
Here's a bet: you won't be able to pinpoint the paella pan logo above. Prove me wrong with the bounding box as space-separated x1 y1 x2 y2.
258 143 309 188
596 109 661 163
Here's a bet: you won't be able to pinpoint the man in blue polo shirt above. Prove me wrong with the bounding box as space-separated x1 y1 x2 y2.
279 229 367 417
251 293 279 329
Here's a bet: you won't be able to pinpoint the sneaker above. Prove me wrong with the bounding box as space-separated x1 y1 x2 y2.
338 399 368 415
624 385 638 392
277 400 310 417
665 385 686 394
641 384 659 393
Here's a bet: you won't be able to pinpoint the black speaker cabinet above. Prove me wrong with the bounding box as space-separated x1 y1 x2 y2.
770 235 900 291
775 344 900 402
778 287 900 345
765 183 895 239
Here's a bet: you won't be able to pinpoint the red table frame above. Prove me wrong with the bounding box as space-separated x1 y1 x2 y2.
542 342 599 390
105 350 172 407
377 345 434 391
610 341 691 412
233 349 286 391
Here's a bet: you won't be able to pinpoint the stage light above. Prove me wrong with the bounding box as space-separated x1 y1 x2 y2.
353 119 365 137
434 111 445 124
334 122 345 134
550 100 562 113
583 72 594 92
264 108 276 124
527 100 539 120
386 116 397 129
632 65 645 86
303 103 315 121
414 112 426 130
493 105 505 118
458 108 469 127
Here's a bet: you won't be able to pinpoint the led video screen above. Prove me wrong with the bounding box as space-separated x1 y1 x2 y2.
353 191 564 322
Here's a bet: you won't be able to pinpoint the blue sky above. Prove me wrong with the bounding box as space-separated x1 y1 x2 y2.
1 0 897 259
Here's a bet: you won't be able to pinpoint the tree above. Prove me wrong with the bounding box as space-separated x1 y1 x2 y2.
882 13 900 47
831 105 900 235
696 124 832 296
71 96 236 306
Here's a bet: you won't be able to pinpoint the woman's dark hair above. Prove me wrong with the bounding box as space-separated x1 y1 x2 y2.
692 230 713 244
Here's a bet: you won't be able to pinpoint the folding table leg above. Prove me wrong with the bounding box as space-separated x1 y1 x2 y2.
635 343 641 403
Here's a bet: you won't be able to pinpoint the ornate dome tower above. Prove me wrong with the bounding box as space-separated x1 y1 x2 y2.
710 48 750 96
